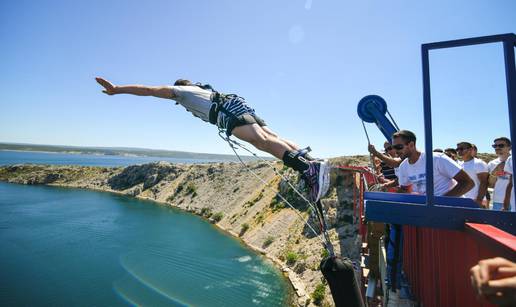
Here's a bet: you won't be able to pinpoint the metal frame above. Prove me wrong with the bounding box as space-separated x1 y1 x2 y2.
366 33 516 234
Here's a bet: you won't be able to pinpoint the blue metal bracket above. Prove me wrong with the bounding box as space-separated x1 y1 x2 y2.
365 199 516 235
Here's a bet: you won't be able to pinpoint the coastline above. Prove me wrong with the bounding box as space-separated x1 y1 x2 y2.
0 161 365 306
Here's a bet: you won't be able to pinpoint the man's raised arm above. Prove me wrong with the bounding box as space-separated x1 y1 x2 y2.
368 144 402 168
96 77 175 99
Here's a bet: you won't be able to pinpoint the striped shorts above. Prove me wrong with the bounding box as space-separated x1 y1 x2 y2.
216 95 266 135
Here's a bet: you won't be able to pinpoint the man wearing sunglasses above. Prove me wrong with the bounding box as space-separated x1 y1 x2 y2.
456 142 489 207
368 142 402 190
487 137 512 211
368 142 402 169
393 130 474 197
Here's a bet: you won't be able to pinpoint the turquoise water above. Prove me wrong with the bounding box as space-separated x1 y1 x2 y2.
0 182 291 306
0 150 224 167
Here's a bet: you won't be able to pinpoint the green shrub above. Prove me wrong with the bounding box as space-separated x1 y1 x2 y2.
200 207 212 218
175 184 184 194
239 223 250 236
185 183 197 195
262 236 274 248
246 192 264 207
212 212 224 222
255 213 264 224
311 283 326 306
321 249 329 258
269 197 286 212
285 251 299 265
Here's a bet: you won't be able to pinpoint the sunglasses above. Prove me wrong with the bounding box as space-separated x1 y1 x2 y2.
392 144 405 150
385 146 393 151
492 144 507 149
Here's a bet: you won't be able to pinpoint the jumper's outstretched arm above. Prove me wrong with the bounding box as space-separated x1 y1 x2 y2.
95 77 175 99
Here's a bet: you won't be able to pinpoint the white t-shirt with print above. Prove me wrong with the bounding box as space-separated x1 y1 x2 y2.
462 158 488 200
503 156 515 212
397 152 462 196
487 157 511 203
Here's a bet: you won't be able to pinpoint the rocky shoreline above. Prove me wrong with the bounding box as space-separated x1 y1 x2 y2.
0 158 366 306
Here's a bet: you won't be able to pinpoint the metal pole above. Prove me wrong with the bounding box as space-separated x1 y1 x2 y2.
422 45 435 206
503 36 516 193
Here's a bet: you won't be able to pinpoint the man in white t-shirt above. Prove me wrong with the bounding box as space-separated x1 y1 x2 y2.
456 142 489 207
503 156 515 211
487 137 512 211
392 130 474 197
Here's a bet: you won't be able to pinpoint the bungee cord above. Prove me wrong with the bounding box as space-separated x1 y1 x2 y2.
218 130 335 255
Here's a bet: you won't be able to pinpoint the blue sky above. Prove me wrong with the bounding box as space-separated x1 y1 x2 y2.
1 0 515 157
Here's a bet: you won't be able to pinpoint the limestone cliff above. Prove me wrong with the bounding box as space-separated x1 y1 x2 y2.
0 157 368 306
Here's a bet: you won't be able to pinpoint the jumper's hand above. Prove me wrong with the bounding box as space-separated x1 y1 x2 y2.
96 77 117 95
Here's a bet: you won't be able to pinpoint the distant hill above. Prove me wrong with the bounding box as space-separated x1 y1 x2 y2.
0 142 268 162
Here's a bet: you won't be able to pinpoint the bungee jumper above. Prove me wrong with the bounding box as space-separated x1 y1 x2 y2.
95 77 330 202
96 77 364 307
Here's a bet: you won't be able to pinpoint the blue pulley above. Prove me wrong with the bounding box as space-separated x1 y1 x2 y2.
357 95 398 142
357 95 388 123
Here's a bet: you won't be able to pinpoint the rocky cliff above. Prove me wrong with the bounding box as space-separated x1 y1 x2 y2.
0 157 368 306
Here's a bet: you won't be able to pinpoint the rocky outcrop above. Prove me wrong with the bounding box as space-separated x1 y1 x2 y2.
0 158 367 306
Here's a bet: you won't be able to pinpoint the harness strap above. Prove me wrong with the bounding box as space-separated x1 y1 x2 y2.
209 92 241 129
285 147 312 161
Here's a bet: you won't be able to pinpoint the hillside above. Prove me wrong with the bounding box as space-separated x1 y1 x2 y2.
0 157 368 306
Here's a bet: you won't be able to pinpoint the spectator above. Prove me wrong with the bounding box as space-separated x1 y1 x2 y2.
456 142 489 207
503 155 515 212
368 142 403 169
471 144 479 158
380 142 399 190
470 257 516 305
392 130 474 196
433 148 444 153
488 137 512 211
373 157 383 177
444 148 458 162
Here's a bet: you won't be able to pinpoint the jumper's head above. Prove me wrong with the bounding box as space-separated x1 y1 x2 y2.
174 79 192 86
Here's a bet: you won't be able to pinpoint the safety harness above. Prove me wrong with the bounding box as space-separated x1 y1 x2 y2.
193 83 239 133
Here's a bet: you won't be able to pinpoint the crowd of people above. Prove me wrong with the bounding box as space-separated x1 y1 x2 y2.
368 131 515 211
364 130 515 306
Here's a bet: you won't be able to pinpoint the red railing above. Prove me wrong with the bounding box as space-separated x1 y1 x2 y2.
403 223 516 307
